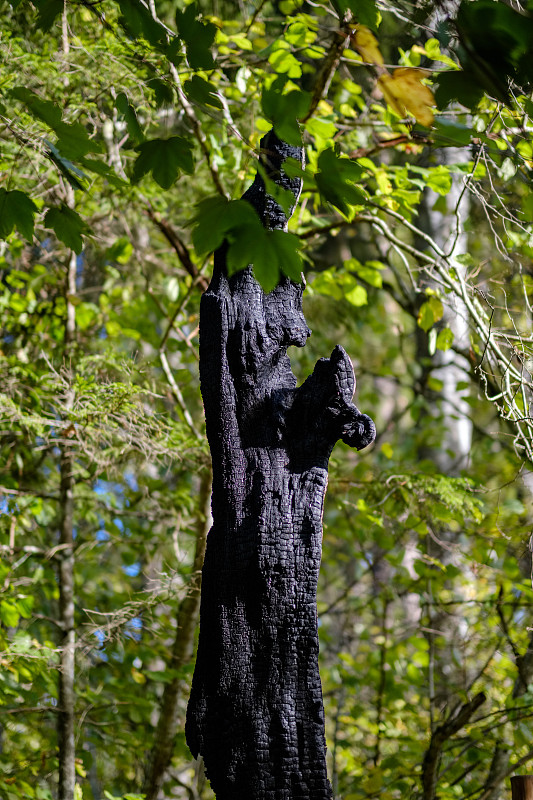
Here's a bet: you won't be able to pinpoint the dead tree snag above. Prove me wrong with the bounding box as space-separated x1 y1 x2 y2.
186 131 376 800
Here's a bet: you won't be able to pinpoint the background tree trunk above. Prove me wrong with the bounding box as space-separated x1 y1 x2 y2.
185 131 376 799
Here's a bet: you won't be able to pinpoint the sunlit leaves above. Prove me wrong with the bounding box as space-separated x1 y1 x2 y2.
2 1 533 798
311 267 368 307
0 600 21 628
106 237 134 265
436 328 454 351
352 25 383 65
379 69 435 127
417 296 444 332
345 258 384 288
0 190 38 241
285 21 310 46
269 43 302 79
132 136 194 189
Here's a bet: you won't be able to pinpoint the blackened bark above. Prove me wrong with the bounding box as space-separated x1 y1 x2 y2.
186 131 376 800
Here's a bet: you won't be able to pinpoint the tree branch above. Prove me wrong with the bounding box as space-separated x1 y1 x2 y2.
144 207 208 291
302 18 354 123
421 692 487 800
143 470 212 800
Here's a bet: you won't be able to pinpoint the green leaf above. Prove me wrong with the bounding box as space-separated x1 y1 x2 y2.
305 117 337 141
106 237 134 265
433 117 472 147
262 80 310 146
345 284 368 306
44 204 89 253
417 301 434 332
435 70 484 110
184 76 223 109
45 141 88 191
426 166 452 195
117 0 168 45
0 189 38 240
115 93 144 144
76 302 99 330
147 78 175 108
176 4 217 69
259 169 298 219
133 136 194 189
11 87 62 127
55 122 101 159
270 230 303 282
78 156 127 188
192 197 259 257
32 0 63 31
285 22 308 46
417 297 443 332
192 196 231 255
316 148 365 215
338 0 380 29
16 595 34 619
345 258 383 287
436 327 455 351
252 240 280 293
269 48 302 78
12 88 100 159
0 601 20 628
223 222 291 291
226 223 268 275
166 38 183 67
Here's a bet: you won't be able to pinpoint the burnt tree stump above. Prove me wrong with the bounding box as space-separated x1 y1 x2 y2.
186 131 376 800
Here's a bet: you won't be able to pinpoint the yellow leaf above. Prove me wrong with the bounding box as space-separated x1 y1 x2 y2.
131 667 146 684
353 26 383 66
378 68 435 126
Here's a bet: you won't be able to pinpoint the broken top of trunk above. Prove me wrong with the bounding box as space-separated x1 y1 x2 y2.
186 130 376 800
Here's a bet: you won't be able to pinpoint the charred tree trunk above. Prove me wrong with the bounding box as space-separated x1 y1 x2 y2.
185 131 376 799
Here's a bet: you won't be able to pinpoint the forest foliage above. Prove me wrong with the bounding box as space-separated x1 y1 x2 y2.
2 0 533 799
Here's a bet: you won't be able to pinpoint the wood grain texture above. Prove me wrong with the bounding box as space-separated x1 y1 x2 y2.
511 776 533 800
186 131 376 800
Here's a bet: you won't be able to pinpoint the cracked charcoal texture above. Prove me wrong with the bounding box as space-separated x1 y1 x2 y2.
186 131 376 800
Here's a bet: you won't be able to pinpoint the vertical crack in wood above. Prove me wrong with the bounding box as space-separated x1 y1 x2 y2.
186 130 376 800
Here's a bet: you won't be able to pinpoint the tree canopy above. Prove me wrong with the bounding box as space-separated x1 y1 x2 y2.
2 0 533 799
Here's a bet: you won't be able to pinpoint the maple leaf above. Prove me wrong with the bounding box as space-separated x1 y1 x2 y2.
379 68 435 126
352 25 384 66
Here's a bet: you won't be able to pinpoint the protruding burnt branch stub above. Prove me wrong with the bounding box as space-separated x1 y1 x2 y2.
186 131 376 800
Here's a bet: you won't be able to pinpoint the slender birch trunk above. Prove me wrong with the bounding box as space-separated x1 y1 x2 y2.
57 244 77 800
57 14 77 787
